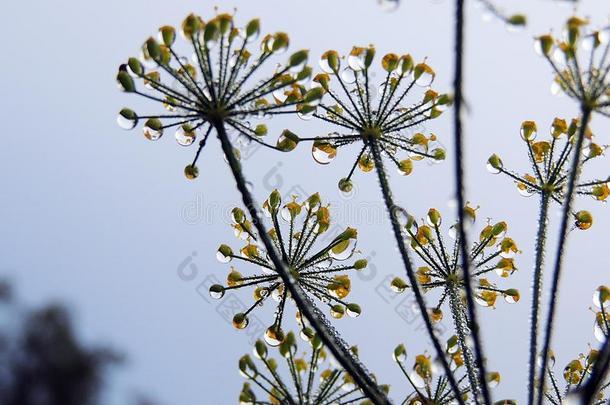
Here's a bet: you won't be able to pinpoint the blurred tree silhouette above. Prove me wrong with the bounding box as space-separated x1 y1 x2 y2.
0 280 122 405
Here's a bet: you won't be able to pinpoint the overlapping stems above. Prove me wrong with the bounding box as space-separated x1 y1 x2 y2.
393 340 478 405
488 117 608 405
534 17 610 405
210 191 365 345
452 0 491 402
301 46 464 402
239 333 387 405
391 207 519 401
116 11 389 404
303 46 449 192
543 287 610 405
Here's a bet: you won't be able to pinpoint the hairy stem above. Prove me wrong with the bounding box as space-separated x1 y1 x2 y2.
369 139 465 405
536 106 592 405
448 282 480 393
213 120 390 405
528 193 551 405
452 0 491 403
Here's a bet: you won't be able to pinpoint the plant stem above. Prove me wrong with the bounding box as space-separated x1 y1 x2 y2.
527 193 551 405
448 282 480 393
578 335 610 403
369 139 465 405
536 106 592 405
452 0 491 403
212 120 390 405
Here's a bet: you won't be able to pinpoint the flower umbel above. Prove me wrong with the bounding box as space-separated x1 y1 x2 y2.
116 11 312 178
391 206 521 312
536 17 610 114
488 118 608 229
542 286 610 404
239 333 387 405
210 191 364 346
393 339 480 404
298 46 450 192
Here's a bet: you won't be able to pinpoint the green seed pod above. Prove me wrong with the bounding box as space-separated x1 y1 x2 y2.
263 192 279 214
507 14 527 26
232 208 245 224
346 303 361 317
159 25 176 46
354 259 368 270
303 87 324 104
245 19 260 38
276 130 299 152
393 343 407 362
432 148 446 161
117 71 135 92
145 37 161 61
491 221 507 236
391 277 408 293
488 154 503 171
254 124 267 136
203 21 218 44
427 208 442 226
181 14 202 39
218 244 233 258
306 192 321 208
364 46 375 68
400 54 414 75
537 35 554 56
289 49 309 67
127 57 144 76
254 340 267 359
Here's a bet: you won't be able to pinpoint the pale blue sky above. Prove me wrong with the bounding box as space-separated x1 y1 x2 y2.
1 0 608 403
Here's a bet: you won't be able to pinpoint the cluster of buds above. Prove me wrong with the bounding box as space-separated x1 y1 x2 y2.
536 17 610 113
542 286 610 403
302 46 450 193
392 338 500 403
116 12 317 179
488 118 608 231
238 332 388 404
210 191 365 347
391 206 521 318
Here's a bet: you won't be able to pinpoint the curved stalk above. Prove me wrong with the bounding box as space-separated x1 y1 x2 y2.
536 106 592 405
448 282 480 395
528 193 551 405
452 0 491 403
212 120 390 405
369 139 465 405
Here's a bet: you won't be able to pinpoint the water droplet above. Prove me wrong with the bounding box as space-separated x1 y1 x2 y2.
312 141 337 164
347 54 365 72
593 286 609 309
175 125 196 146
143 122 163 141
594 321 608 342
486 162 502 174
329 237 357 261
264 326 285 346
233 313 249 329
216 250 232 263
416 71 434 87
209 284 225 299
409 371 426 388
117 109 138 130
340 67 356 84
